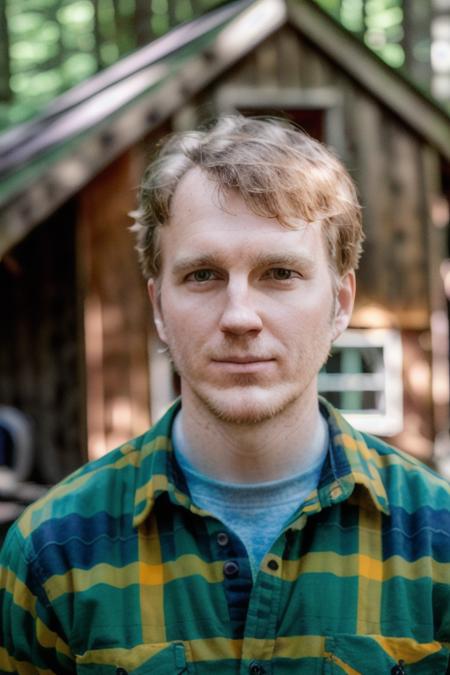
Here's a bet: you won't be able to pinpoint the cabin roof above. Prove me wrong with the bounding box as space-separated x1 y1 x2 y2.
1 0 449 256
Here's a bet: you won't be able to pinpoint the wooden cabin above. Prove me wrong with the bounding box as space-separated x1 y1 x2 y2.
0 0 449 490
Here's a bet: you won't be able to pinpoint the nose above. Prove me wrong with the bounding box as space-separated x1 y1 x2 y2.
219 283 263 336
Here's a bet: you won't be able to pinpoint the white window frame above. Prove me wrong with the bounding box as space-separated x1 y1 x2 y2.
319 328 404 436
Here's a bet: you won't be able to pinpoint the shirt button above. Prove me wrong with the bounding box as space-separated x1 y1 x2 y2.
267 559 279 571
249 661 265 674
330 486 342 499
223 560 240 577
217 532 229 546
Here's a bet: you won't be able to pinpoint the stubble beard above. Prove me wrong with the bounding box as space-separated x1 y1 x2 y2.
194 382 308 426
167 297 337 426
178 338 333 427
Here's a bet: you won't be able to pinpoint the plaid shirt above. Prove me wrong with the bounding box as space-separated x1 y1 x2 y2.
1 398 449 674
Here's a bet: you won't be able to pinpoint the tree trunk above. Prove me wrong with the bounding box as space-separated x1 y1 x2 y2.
135 0 153 46
0 0 11 102
402 0 432 87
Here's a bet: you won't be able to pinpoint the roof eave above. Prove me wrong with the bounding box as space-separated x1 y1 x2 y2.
287 0 450 162
0 0 286 257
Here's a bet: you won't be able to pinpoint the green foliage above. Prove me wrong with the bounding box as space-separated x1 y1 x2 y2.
364 0 404 67
316 0 405 66
0 0 438 132
340 0 364 33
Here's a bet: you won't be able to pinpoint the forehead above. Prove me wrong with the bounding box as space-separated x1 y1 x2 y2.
161 167 328 266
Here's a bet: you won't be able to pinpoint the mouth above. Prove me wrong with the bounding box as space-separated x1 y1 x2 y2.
212 356 274 364
211 357 275 372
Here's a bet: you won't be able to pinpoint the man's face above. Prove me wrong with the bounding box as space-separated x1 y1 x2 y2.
149 168 355 424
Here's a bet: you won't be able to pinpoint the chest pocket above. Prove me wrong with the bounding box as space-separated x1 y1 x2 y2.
325 635 449 674
76 641 191 674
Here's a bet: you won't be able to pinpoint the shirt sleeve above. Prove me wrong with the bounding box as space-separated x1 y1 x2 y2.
0 523 75 674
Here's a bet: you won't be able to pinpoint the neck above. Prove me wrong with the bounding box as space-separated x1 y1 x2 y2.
178 386 326 483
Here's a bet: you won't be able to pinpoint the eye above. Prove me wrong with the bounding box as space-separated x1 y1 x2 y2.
188 269 216 282
267 268 298 281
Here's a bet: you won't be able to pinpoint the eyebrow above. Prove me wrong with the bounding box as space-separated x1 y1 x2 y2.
172 254 222 277
252 252 316 271
171 251 316 276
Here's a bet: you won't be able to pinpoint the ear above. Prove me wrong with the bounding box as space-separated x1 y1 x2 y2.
332 271 356 342
147 278 168 343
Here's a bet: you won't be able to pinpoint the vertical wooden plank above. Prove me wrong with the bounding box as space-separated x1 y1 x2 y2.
291 32 311 89
0 201 85 483
254 34 280 87
346 86 431 326
387 330 434 464
78 149 151 459
224 49 259 87
137 121 177 421
36 205 84 481
300 40 332 88
383 120 429 317
276 26 303 87
421 147 449 462
344 89 392 311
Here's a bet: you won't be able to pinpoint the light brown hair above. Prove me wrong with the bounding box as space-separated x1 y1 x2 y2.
131 115 363 279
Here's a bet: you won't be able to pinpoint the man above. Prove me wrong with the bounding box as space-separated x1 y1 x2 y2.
1 116 449 674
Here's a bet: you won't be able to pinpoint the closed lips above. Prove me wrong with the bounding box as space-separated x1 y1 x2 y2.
213 357 273 363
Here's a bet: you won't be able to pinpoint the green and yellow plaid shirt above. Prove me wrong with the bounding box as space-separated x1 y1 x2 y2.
1 399 449 674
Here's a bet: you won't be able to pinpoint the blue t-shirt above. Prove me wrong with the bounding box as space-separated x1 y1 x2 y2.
172 411 328 575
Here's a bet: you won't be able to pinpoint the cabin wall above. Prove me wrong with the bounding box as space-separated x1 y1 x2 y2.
77 148 153 459
0 200 86 482
0 132 168 481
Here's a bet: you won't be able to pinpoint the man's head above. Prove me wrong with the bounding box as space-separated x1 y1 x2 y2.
132 115 363 284
133 116 363 425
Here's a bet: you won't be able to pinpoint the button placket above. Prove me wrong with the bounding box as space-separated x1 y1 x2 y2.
239 550 282 672
223 560 240 577
217 531 229 547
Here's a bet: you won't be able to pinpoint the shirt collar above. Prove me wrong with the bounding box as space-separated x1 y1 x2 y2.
132 399 188 528
318 397 390 515
132 397 390 527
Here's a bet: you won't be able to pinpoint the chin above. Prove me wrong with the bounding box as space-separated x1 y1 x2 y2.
193 384 302 426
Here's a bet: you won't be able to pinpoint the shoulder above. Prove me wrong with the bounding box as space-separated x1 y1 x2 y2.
361 430 450 512
6 427 154 557
1 402 179 570
322 397 450 512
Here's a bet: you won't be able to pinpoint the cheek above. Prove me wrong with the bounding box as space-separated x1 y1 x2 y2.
162 304 210 348
280 296 334 331
186 296 223 329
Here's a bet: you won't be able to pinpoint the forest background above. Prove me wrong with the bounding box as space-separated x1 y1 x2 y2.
0 0 449 134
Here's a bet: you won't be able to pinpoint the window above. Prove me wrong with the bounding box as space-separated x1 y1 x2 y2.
213 85 347 159
319 329 403 435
